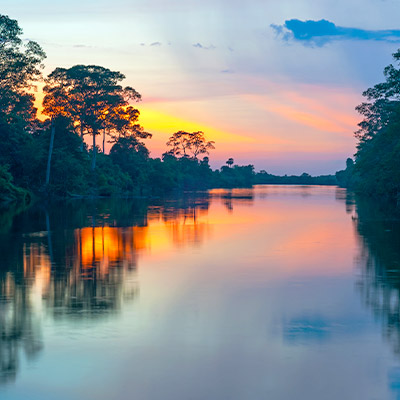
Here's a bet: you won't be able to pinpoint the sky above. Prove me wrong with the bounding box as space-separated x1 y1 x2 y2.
2 0 400 174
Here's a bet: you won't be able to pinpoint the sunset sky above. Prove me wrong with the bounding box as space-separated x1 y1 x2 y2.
3 0 400 174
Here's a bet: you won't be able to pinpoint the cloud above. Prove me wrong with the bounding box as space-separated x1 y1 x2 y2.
73 44 92 48
271 19 400 46
140 42 163 47
192 42 216 50
221 69 235 74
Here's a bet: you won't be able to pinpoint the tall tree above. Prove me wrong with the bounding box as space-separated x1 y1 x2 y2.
166 131 215 159
107 106 151 146
0 14 45 124
42 65 141 170
0 14 45 193
353 49 400 200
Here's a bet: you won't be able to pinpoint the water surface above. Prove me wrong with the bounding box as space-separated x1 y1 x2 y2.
1 185 400 399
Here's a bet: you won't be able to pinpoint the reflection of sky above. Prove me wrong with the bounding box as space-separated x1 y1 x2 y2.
1 186 400 399
2 0 400 173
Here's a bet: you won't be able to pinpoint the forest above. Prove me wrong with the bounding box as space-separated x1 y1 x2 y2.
335 50 400 204
2 14 381 207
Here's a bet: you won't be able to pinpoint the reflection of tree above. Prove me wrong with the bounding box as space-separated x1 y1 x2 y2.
210 188 254 212
149 194 211 247
0 194 213 383
335 188 355 215
45 226 142 319
0 266 43 384
354 197 400 356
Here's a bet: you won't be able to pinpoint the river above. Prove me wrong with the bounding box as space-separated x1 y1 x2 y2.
1 185 400 399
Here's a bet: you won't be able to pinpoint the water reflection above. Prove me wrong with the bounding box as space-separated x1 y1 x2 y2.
0 195 211 384
210 188 254 212
355 199 400 358
2 187 400 398
0 270 43 384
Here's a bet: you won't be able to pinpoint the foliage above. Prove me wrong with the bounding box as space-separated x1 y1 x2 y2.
0 14 342 207
0 164 30 204
254 170 337 186
0 14 45 125
215 164 255 188
92 153 133 196
166 130 215 159
226 158 234 167
42 65 142 169
351 49 400 202
335 158 354 188
109 136 150 195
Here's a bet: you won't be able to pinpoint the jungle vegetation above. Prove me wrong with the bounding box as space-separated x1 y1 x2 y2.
0 14 336 206
337 49 400 204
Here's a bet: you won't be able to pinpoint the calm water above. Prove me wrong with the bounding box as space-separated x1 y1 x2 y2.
1 185 400 399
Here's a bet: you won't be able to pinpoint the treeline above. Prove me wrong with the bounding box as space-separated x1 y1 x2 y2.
0 15 337 206
336 49 400 204
254 171 336 185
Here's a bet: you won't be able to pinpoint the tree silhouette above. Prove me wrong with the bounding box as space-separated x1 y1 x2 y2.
107 106 151 148
353 49 400 200
0 14 45 124
226 158 234 168
166 131 215 159
42 65 141 170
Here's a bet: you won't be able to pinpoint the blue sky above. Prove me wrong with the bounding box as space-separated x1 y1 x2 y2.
2 0 400 174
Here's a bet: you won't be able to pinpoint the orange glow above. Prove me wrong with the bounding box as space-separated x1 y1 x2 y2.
23 243 51 292
74 208 211 275
77 226 149 275
33 78 358 165
139 106 255 143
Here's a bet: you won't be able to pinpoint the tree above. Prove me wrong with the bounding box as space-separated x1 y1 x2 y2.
0 14 46 125
0 15 45 195
226 158 234 168
109 135 150 194
355 51 400 145
353 49 400 200
166 131 215 159
107 106 151 149
42 65 141 170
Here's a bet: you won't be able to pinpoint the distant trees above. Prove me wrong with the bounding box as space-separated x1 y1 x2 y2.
216 164 255 187
2 13 345 204
336 158 354 188
226 158 234 168
166 130 215 159
42 65 142 170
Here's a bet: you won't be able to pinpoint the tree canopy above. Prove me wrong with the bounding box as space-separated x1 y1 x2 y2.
0 14 45 125
0 13 339 205
166 130 215 159
42 65 142 169
352 49 400 201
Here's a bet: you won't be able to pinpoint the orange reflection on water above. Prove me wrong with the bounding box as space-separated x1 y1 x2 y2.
77 226 149 276
23 243 51 297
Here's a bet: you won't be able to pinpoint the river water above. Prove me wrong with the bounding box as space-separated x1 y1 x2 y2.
1 185 400 399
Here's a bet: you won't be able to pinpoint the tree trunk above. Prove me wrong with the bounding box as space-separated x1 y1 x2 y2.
103 129 105 153
45 208 54 264
45 118 55 187
80 123 84 152
91 131 96 171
